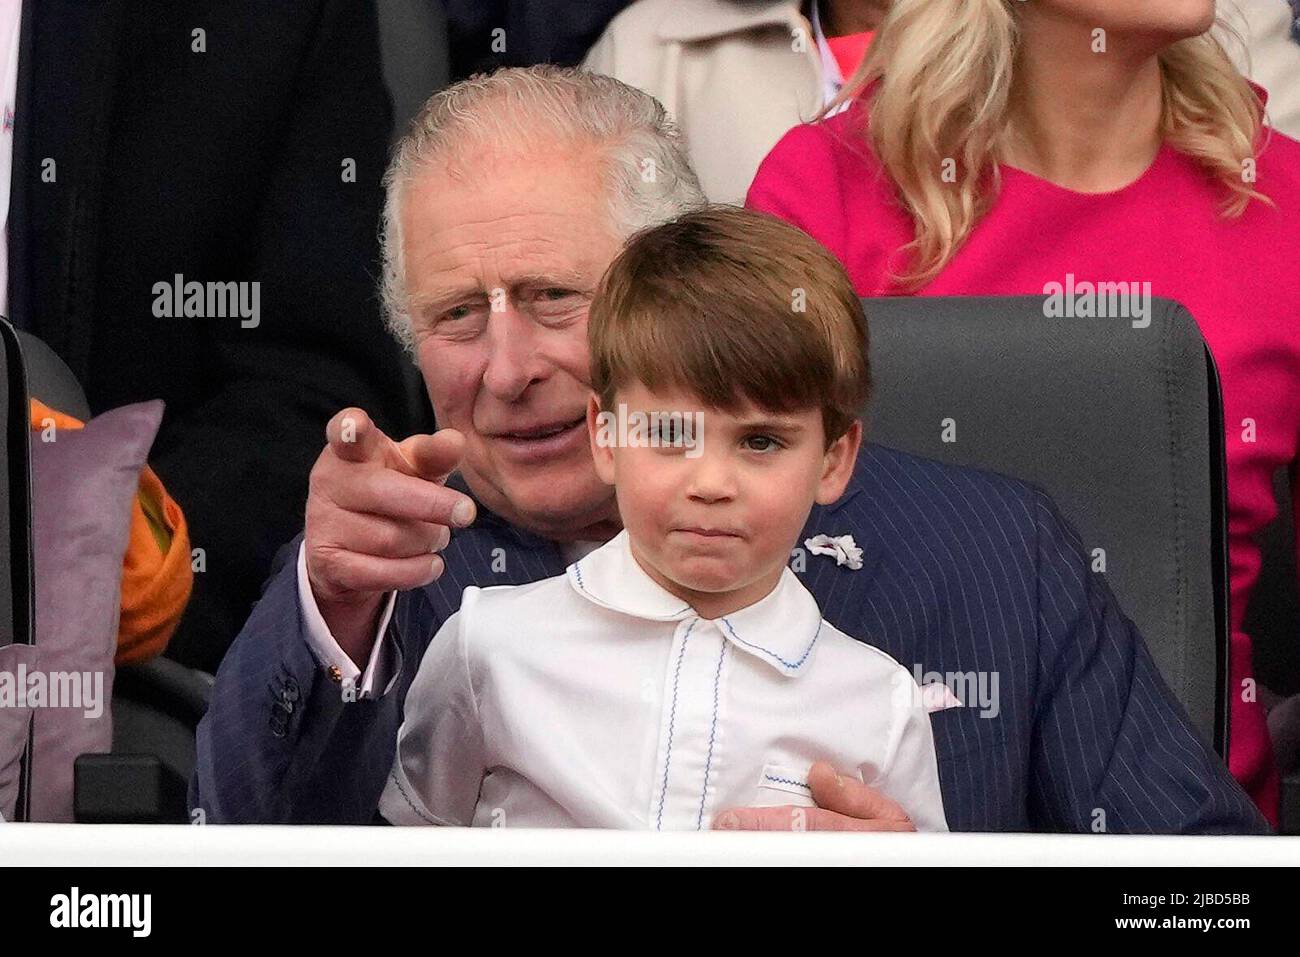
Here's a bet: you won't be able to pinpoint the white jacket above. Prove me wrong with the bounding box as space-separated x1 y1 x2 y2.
584 0 826 204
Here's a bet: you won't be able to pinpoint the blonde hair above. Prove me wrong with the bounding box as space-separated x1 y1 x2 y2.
829 0 1272 289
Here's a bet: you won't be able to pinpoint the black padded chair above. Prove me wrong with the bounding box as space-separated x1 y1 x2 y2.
0 319 36 822
19 330 213 823
375 0 449 429
864 296 1229 757
376 0 450 142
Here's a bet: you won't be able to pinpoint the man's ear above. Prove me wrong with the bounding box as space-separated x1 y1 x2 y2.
587 393 616 486
814 420 862 506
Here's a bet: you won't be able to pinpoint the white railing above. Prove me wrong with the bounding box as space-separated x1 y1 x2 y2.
1 825 1298 866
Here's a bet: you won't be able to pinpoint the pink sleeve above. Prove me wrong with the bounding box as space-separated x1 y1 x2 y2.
746 122 850 263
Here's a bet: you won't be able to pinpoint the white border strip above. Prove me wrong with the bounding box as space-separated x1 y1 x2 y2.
2 825 1299 866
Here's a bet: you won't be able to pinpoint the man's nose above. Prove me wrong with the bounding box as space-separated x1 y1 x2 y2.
480 303 548 401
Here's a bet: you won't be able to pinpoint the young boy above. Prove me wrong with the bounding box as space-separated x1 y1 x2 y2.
379 207 948 831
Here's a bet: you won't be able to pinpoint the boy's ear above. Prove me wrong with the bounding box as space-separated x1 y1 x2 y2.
814 420 862 506
587 393 616 486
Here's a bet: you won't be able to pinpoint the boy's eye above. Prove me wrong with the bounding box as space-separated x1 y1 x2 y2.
653 420 683 443
744 434 783 453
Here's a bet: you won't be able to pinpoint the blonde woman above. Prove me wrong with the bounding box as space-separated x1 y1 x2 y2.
747 0 1300 826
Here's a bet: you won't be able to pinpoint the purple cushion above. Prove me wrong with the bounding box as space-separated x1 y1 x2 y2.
0 644 37 820
0 400 163 822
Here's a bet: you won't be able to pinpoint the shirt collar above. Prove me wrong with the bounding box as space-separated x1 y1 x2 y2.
810 0 844 97
656 0 805 43
567 530 824 677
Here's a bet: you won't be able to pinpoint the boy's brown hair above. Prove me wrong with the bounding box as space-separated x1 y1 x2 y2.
589 206 870 445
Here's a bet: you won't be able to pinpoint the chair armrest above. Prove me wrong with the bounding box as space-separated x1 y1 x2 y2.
113 658 214 724
1281 772 1300 835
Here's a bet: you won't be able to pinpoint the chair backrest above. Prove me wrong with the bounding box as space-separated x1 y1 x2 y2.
375 0 449 141
863 295 1228 755
18 331 90 420
0 321 36 821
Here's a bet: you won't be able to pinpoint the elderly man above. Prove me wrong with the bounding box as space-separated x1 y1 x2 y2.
193 67 1266 833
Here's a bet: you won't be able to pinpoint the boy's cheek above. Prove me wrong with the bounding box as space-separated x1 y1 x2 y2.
616 458 683 526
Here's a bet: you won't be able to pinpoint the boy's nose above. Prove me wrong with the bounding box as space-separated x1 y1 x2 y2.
685 456 738 503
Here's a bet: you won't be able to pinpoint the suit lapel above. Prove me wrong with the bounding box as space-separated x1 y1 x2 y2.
468 508 569 583
15 0 127 376
443 471 570 582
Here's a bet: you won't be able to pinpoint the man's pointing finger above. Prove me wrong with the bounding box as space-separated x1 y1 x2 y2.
326 408 385 464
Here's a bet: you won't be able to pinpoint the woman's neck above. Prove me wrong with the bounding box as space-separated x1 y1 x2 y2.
1004 15 1166 193
819 0 890 37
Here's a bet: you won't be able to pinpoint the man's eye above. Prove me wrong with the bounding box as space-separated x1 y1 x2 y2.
430 303 487 340
539 288 575 301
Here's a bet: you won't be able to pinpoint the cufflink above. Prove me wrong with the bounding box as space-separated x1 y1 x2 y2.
327 664 343 684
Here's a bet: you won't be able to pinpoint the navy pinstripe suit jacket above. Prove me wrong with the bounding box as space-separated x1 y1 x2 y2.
192 444 1269 832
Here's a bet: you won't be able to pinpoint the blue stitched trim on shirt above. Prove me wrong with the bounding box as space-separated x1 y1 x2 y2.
763 773 811 791
656 620 695 830
695 641 728 830
719 617 821 670
572 557 692 616
389 770 441 825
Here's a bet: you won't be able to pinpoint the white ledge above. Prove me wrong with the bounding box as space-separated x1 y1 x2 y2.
1 825 1298 866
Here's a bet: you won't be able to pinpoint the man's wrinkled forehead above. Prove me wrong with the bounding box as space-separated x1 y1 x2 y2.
402 147 621 298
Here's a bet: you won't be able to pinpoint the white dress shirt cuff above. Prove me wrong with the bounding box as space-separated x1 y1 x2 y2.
296 541 399 698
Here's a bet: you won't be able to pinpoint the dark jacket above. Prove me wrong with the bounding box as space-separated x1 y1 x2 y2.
444 0 631 78
193 444 1269 834
9 0 425 671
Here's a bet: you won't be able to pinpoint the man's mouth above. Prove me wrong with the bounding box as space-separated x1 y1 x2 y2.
497 416 585 440
488 415 587 462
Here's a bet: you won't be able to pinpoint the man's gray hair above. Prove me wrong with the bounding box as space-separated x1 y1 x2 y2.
380 65 707 353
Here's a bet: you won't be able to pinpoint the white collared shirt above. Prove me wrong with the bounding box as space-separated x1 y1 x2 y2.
296 538 605 697
380 530 949 830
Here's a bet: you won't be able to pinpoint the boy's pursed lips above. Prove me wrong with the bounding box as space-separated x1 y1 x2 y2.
671 525 746 540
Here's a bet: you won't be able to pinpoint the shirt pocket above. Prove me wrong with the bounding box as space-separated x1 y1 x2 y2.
754 763 817 807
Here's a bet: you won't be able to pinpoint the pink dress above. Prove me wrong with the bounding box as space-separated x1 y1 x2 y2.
748 96 1300 826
